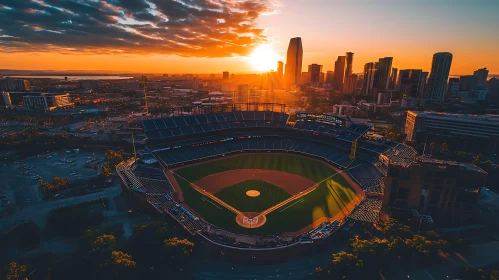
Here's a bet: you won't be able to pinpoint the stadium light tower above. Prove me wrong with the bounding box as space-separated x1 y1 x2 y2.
142 75 149 116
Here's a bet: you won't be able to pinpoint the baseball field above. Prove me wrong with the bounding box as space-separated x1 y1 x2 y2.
167 153 361 235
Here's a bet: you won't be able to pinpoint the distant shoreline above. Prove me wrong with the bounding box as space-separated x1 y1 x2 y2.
7 75 133 80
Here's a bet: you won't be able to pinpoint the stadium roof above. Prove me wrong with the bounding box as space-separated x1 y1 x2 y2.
336 124 371 142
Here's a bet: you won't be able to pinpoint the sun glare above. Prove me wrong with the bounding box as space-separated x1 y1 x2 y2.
248 44 280 72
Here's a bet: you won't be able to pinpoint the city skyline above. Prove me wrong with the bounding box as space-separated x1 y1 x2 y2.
0 0 498 75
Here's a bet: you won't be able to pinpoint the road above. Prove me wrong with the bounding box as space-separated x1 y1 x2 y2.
191 248 338 280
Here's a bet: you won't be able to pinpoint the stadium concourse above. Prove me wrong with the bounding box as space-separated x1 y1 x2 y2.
117 104 417 251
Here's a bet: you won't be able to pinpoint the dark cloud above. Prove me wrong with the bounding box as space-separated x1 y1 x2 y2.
0 0 276 57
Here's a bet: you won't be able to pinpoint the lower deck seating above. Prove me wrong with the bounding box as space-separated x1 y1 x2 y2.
155 137 354 168
348 163 385 194
348 198 382 223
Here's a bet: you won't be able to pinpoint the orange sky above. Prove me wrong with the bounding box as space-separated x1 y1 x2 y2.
0 0 497 75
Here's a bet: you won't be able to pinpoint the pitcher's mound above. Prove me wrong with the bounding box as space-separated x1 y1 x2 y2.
246 190 260 197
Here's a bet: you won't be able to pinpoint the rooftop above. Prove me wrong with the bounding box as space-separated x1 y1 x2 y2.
414 156 487 174
410 111 499 123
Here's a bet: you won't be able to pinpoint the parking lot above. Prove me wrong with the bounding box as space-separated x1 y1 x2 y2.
0 149 106 215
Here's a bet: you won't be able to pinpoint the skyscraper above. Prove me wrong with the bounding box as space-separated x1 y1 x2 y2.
373 57 393 91
223 71 229 79
308 64 323 84
345 52 354 76
398 69 425 98
389 68 398 90
344 74 358 94
333 56 346 91
420 72 428 98
285 37 303 88
459 75 478 92
361 62 377 96
426 52 453 102
326 71 335 84
277 61 284 79
474 67 489 86
447 78 460 97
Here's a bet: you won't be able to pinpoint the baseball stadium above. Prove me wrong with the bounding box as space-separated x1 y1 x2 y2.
117 103 416 253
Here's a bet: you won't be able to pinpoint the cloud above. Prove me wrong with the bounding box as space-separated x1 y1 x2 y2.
0 0 277 57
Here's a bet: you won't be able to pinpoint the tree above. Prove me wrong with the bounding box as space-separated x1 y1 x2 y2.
91 234 118 254
382 218 413 238
53 177 70 188
164 237 194 257
404 234 448 258
101 164 112 177
39 179 55 193
491 270 499 280
351 236 391 265
105 150 124 167
439 142 450 158
473 154 483 166
3 262 29 280
109 251 136 268
440 143 448 150
317 251 365 279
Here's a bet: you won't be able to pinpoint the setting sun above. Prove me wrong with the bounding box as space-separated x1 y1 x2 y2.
248 44 280 72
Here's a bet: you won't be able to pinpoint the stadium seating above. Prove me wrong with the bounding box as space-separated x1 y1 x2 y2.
154 136 356 168
348 163 385 194
307 220 341 240
348 198 382 223
143 111 290 140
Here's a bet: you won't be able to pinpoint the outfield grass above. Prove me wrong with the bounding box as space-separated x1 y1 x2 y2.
171 154 357 234
214 180 291 213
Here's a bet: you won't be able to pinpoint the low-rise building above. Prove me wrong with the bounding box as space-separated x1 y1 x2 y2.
405 111 499 153
22 93 73 111
0 78 30 91
383 157 487 225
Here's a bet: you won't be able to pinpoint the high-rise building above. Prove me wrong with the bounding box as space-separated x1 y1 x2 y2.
473 67 489 86
308 64 323 84
459 75 478 92
344 74 358 94
426 52 453 102
333 56 346 91
237 84 249 102
301 72 308 85
223 71 229 80
345 52 354 76
361 62 377 96
373 57 393 91
326 71 335 84
420 72 428 97
488 78 499 99
277 61 284 79
447 78 460 97
398 69 426 98
0 78 30 91
285 37 303 88
389 68 398 90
